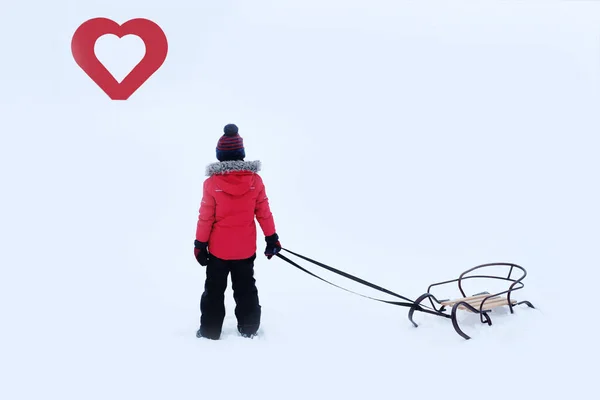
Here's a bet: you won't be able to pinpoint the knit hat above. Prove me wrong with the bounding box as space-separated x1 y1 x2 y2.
216 124 245 161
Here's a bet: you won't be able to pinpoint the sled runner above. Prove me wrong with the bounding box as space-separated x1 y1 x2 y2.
407 262 535 339
276 250 535 340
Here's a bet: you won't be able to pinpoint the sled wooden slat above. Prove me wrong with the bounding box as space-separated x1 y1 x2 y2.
457 297 515 311
441 294 516 312
440 293 496 306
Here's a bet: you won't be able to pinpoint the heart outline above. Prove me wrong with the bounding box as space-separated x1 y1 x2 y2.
72 18 168 100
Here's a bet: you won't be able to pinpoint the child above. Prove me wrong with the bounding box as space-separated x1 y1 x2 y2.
193 124 282 339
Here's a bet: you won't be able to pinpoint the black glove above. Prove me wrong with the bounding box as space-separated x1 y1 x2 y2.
264 233 282 260
194 240 209 266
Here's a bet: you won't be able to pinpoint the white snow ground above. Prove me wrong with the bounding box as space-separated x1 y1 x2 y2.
1 1 599 399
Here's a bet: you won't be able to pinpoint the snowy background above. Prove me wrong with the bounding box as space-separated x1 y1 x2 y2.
1 0 599 399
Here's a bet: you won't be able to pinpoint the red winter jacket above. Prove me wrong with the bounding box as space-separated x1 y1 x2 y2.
195 160 277 260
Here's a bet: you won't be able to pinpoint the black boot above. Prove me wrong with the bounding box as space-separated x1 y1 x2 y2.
237 319 260 338
238 329 256 339
196 326 221 340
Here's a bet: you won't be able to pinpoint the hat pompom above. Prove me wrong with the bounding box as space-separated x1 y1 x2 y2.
224 124 238 136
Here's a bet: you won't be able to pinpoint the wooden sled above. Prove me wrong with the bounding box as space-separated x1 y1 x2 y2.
407 263 535 340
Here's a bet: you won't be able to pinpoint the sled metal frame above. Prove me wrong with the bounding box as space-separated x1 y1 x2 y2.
408 262 535 340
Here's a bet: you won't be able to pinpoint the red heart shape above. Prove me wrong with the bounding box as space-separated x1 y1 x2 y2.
71 18 168 100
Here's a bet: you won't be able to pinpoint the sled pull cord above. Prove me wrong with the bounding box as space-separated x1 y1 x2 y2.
276 248 444 316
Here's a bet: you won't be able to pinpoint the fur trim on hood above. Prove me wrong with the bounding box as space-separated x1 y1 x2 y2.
205 160 262 177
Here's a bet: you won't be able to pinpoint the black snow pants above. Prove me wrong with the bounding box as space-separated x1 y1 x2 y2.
198 253 261 339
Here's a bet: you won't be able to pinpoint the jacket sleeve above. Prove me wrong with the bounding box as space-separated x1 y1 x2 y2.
195 179 216 243
255 176 276 237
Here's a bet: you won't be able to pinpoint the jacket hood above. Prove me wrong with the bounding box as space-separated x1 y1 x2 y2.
205 160 261 196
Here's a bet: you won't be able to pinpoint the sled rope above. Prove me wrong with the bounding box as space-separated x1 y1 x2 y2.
276 248 439 314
